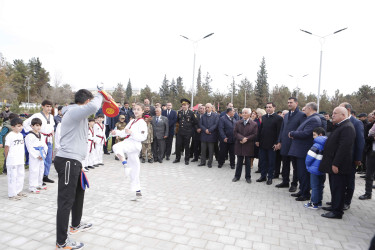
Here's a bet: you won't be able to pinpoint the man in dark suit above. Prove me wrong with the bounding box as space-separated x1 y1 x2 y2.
338 102 365 210
288 102 322 201
151 108 169 163
256 102 283 185
359 111 375 200
275 97 305 191
162 102 177 160
220 103 240 120
198 103 219 168
320 107 356 219
191 105 205 162
121 101 134 124
218 108 238 169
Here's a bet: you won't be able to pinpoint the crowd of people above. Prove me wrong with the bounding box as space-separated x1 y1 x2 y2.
1 92 375 249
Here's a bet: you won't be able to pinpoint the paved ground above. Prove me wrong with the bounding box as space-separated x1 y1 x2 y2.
0 154 374 250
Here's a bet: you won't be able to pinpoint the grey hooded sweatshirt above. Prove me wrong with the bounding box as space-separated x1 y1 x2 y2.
56 94 103 162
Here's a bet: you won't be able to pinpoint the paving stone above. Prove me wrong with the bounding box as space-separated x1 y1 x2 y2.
0 153 373 249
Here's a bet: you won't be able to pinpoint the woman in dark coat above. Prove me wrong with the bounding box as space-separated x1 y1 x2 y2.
232 108 258 183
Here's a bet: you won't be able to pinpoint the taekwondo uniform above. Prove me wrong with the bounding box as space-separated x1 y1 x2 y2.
85 127 96 168
23 112 55 178
25 132 48 192
93 122 105 165
112 118 147 192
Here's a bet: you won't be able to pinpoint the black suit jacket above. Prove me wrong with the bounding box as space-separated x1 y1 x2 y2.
257 113 283 149
319 119 356 175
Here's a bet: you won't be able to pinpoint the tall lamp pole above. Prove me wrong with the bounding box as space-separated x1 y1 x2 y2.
300 28 347 112
181 33 214 108
225 73 243 104
288 74 309 98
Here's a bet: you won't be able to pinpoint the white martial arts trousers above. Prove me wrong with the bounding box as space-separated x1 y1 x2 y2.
28 157 44 191
94 143 104 165
7 164 25 197
112 140 142 192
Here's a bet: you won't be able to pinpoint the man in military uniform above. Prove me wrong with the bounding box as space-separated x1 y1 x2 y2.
173 99 198 165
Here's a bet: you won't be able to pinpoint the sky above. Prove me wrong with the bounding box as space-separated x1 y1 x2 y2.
0 0 374 98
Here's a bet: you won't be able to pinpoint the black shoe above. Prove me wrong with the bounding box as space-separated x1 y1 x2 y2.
98 163 104 166
141 159 145 163
42 182 46 186
321 212 342 219
173 159 180 163
359 193 372 200
295 196 309 201
256 177 266 182
158 160 163 163
185 161 189 165
255 170 261 173
291 192 302 197
166 156 170 161
322 206 333 211
232 177 239 182
104 152 110 155
230 166 235 169
191 159 198 162
88 166 95 169
148 159 154 163
208 165 212 168
43 176 54 183
198 163 205 166
326 201 332 205
93 164 99 167
289 185 297 193
343 204 350 210
218 165 223 168
276 182 289 188
115 156 119 160
266 179 272 185
246 179 252 184
360 175 366 178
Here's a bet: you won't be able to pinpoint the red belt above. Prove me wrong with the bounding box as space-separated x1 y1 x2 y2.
88 139 95 153
41 132 53 144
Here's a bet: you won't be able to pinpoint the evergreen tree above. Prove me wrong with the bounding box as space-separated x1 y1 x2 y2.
140 85 153 101
255 57 269 107
112 83 125 102
125 79 133 99
236 78 255 109
202 72 213 94
159 74 170 102
170 78 177 97
196 66 202 94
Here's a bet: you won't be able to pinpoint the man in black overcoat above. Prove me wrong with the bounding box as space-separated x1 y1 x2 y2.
319 107 356 219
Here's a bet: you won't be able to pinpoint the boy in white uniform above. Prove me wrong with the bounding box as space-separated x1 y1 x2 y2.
84 118 96 171
111 103 147 200
23 100 55 183
5 118 26 200
93 114 105 166
25 118 48 194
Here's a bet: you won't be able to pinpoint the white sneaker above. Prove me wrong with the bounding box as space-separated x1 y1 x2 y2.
37 186 47 190
69 222 93 234
56 236 84 249
30 189 40 194
9 196 21 201
17 192 28 197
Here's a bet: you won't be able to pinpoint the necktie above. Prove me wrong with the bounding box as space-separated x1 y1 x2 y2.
244 120 247 126
156 117 159 123
168 110 170 116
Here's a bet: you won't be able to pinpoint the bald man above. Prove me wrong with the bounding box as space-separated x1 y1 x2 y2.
319 107 356 219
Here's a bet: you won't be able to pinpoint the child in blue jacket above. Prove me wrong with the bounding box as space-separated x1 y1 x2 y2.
304 127 327 209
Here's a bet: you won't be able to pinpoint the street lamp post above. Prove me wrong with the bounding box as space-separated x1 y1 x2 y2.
288 74 309 98
300 28 347 112
225 73 243 104
180 33 214 107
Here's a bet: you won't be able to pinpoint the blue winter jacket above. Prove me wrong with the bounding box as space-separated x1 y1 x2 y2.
305 136 327 175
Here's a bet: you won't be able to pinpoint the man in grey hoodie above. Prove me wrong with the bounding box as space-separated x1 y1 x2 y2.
55 89 106 250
